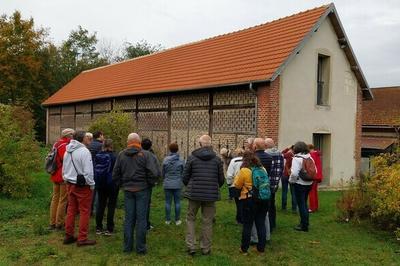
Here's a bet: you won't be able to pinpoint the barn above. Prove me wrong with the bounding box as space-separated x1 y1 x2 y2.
43 3 373 187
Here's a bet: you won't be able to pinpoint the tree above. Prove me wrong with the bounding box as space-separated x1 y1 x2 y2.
0 11 51 140
56 26 108 87
88 110 136 152
0 104 41 198
120 40 163 61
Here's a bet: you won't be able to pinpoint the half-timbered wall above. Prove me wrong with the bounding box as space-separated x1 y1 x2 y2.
47 86 257 160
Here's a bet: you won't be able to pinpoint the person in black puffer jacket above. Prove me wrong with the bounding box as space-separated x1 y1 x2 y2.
183 135 224 256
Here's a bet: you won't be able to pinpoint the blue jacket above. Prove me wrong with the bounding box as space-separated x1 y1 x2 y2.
255 150 272 176
162 153 184 189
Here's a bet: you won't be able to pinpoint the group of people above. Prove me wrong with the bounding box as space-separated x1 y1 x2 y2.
47 128 323 256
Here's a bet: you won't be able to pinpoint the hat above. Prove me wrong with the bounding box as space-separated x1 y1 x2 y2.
62 128 75 137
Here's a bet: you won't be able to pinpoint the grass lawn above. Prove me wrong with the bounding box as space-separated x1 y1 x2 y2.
0 172 399 266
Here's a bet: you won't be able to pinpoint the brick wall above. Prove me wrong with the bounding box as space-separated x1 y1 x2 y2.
257 77 280 141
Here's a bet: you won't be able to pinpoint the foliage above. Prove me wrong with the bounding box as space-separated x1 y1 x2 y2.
336 175 371 223
0 104 41 198
55 26 108 88
368 151 400 228
337 149 400 238
120 39 162 60
0 10 162 142
88 110 136 152
0 11 50 140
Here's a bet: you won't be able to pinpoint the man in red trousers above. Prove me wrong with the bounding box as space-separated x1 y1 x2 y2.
62 131 96 246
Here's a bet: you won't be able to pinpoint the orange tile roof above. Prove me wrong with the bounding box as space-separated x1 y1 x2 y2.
362 87 400 126
43 5 330 106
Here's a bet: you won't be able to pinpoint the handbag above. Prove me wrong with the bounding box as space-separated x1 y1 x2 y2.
70 153 87 187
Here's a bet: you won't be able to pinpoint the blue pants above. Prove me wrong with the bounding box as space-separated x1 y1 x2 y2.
281 177 297 211
294 183 312 230
123 189 150 254
165 189 181 222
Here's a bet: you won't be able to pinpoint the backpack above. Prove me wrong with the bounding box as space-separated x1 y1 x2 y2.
44 142 66 174
94 153 113 188
297 156 317 181
250 167 271 201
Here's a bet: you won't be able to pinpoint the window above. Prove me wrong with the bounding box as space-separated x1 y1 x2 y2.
313 133 331 186
317 54 330 106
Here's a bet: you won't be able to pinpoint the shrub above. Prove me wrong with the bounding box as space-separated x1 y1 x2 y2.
88 109 136 152
336 175 371 223
368 151 400 229
0 104 41 198
337 148 400 238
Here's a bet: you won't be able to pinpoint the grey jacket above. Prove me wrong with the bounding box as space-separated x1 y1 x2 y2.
63 140 94 187
162 153 184 189
183 147 225 201
112 147 160 192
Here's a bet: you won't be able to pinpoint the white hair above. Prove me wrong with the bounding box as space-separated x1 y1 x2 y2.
199 135 212 147
85 132 93 139
127 133 141 143
265 138 275 149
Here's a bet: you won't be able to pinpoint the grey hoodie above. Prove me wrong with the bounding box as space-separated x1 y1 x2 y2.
63 139 95 187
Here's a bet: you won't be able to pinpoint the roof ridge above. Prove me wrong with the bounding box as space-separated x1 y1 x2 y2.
83 4 330 74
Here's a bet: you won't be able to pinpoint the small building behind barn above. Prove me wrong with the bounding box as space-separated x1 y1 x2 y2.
361 86 400 173
43 3 373 187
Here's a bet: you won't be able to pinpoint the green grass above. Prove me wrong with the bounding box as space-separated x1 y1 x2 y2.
0 173 399 266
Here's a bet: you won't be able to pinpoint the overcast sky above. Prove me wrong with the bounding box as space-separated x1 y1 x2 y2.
2 0 400 87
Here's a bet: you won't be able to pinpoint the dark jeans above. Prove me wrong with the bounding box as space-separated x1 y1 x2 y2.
165 189 181 222
147 187 153 229
241 198 268 252
123 189 150 254
268 192 276 232
294 183 312 230
281 177 297 211
96 184 119 232
229 187 243 224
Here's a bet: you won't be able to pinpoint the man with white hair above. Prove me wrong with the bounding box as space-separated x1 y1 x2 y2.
112 133 160 255
264 138 284 233
183 135 225 256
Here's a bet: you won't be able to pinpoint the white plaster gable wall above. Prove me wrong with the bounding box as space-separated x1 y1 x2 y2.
278 17 358 186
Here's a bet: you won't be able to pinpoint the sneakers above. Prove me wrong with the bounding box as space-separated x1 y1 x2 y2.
103 230 114 236
175 220 182 226
187 250 196 256
77 239 96 246
48 225 56 231
239 248 249 256
96 229 103 235
294 225 308 232
63 236 77 245
165 221 171 225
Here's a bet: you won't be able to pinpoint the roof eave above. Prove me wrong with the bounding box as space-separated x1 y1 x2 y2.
270 3 373 101
42 79 269 107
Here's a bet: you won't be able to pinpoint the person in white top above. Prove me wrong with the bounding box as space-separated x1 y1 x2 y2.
289 141 316 232
226 148 244 224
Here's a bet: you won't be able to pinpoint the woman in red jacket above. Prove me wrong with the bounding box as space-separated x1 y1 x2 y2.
49 128 74 230
308 144 323 212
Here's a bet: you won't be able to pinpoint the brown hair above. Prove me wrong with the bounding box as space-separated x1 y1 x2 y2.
241 151 262 169
308 144 315 150
169 142 179 153
103 139 113 151
293 141 309 154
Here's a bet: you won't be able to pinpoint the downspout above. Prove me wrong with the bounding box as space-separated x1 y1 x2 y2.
249 82 258 136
